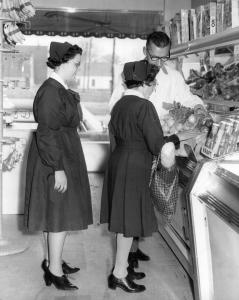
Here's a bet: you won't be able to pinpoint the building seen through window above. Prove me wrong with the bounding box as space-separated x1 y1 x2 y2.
3 35 145 134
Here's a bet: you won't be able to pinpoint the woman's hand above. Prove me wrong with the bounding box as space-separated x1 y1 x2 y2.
54 170 67 193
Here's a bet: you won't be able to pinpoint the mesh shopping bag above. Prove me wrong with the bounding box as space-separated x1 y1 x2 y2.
149 155 179 223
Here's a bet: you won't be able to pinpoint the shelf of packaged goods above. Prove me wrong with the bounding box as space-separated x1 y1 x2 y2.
203 99 239 107
171 26 239 58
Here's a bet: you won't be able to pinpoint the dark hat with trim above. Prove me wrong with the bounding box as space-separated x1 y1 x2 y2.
123 60 159 82
49 41 73 61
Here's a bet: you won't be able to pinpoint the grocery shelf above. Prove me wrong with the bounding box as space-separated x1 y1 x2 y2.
203 99 239 107
171 26 239 58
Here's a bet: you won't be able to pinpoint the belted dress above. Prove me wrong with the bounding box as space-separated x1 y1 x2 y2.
24 78 93 232
100 91 165 237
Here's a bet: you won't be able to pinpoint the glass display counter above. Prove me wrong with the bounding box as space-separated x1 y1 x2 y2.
186 152 239 300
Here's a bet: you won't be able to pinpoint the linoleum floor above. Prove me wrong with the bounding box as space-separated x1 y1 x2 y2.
0 173 194 300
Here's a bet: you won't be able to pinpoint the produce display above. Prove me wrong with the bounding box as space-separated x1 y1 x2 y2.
187 62 239 102
161 102 213 135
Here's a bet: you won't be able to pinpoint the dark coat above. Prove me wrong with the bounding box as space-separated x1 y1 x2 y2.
100 94 165 237
24 78 93 232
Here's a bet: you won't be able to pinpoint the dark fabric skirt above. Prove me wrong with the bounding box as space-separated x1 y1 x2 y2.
100 142 157 237
24 131 93 232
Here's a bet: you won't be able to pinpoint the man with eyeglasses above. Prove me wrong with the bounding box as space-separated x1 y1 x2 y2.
109 31 203 118
108 31 203 271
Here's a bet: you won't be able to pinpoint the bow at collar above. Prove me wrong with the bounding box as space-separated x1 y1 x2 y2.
68 89 80 102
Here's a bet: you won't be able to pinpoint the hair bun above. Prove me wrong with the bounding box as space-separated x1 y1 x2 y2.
46 57 62 69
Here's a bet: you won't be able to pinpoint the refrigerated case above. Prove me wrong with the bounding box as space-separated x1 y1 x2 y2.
186 151 239 300
156 150 239 300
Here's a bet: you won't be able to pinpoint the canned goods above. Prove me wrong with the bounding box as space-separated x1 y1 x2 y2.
212 120 233 156
205 123 219 149
218 121 234 156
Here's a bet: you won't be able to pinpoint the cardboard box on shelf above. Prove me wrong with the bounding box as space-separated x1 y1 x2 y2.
169 19 177 47
203 2 217 36
216 1 225 33
196 5 204 38
180 9 189 43
223 0 232 30
189 9 197 41
169 13 182 46
232 0 239 27
220 0 239 29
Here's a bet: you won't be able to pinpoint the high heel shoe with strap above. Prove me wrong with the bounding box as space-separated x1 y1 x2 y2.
44 266 78 290
128 252 139 268
42 259 80 275
108 273 145 293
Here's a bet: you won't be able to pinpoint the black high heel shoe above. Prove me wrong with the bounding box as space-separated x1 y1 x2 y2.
44 266 78 290
108 273 145 293
42 259 80 275
135 248 150 261
128 252 139 268
127 266 145 280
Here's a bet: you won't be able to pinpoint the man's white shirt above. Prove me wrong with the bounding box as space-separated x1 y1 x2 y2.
109 64 203 119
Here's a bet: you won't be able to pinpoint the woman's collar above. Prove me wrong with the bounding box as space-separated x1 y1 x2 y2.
49 72 68 89
124 89 145 98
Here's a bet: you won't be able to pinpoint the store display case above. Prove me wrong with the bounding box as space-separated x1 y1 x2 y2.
156 16 239 299
186 152 239 300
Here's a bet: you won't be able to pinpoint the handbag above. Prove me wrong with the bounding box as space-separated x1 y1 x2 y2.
149 155 179 223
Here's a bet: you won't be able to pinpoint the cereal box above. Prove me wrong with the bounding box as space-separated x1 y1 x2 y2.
202 2 217 36
223 0 232 30
216 2 224 32
180 9 189 43
196 5 204 38
189 9 197 40
232 0 239 27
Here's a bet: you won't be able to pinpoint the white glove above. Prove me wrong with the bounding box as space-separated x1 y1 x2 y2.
161 142 176 169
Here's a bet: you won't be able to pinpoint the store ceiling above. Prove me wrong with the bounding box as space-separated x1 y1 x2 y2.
21 9 164 39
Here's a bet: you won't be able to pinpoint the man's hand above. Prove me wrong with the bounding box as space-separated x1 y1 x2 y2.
54 170 67 193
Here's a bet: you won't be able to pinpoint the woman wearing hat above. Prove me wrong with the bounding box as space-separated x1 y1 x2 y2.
100 60 180 293
24 42 93 290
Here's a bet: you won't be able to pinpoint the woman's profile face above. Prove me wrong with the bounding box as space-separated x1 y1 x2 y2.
62 53 81 82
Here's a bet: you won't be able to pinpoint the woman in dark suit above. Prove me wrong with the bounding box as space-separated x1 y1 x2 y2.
24 42 93 290
100 60 179 293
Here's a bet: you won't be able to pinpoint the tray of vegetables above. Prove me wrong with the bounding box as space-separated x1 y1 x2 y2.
161 102 213 137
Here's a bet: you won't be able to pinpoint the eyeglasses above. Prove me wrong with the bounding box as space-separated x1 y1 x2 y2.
69 60 81 69
146 48 170 62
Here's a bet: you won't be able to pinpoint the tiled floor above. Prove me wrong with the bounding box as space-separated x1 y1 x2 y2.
0 173 194 300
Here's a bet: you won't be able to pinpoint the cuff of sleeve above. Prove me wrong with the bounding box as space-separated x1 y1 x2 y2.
53 159 64 171
165 134 180 150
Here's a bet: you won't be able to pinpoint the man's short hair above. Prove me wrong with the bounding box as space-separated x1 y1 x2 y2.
146 31 171 48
